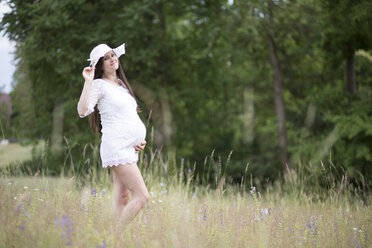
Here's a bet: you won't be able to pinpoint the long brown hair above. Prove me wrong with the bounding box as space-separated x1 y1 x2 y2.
88 56 137 134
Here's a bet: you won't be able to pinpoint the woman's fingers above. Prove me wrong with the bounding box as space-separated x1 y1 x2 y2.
83 66 94 73
134 145 143 150
134 141 146 153
140 141 146 149
82 66 95 81
134 145 141 153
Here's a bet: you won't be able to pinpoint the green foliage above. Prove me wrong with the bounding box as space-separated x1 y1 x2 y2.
321 0 372 58
1 0 372 188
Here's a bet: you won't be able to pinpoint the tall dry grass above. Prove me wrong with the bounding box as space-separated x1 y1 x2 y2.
1 146 371 247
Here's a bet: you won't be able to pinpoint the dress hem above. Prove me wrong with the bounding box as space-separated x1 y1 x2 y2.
102 158 138 168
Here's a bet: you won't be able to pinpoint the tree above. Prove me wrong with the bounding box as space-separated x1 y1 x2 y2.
9 48 36 140
266 0 288 170
321 0 372 94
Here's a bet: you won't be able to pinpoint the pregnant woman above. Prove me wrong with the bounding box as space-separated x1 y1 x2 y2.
77 43 149 226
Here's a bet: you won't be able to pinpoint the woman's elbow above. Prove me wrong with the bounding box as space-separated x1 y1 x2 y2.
78 111 86 118
77 103 88 118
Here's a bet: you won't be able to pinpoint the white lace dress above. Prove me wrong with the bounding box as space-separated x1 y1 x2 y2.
78 78 146 168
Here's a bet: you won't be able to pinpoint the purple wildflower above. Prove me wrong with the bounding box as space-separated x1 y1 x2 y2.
96 241 107 248
260 208 269 221
91 189 97 197
14 203 24 214
219 211 224 228
249 186 256 195
101 189 106 197
56 214 73 245
288 225 294 234
307 217 318 235
19 221 26 230
18 203 24 213
203 209 207 222
60 215 73 227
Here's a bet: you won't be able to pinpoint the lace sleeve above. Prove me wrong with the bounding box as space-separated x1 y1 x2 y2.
78 79 102 118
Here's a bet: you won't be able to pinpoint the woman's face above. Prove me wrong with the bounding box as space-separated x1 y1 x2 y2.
101 50 119 74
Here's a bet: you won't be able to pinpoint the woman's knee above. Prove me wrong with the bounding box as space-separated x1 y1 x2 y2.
143 191 150 203
136 191 150 207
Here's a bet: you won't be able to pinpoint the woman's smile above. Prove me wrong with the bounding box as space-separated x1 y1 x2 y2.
102 51 119 72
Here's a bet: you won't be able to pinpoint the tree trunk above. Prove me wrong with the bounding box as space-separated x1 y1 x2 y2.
267 0 289 171
51 100 65 156
131 82 172 148
157 1 166 34
159 89 173 147
346 52 357 94
268 35 289 171
243 86 255 145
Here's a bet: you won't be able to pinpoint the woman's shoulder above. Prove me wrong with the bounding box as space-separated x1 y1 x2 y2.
91 79 107 96
92 78 104 85
91 78 105 89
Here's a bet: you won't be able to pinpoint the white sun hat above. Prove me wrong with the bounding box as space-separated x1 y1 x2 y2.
87 43 125 68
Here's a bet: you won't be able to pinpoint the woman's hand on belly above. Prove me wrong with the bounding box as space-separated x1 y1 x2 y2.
134 140 146 153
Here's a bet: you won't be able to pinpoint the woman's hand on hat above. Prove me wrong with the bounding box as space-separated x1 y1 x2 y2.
82 66 95 82
134 141 147 153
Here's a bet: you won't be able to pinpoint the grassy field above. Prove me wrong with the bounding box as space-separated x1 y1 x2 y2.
0 142 371 247
0 141 45 167
1 171 371 248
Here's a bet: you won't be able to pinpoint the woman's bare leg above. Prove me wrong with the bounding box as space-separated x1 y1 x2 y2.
110 163 149 226
112 171 131 215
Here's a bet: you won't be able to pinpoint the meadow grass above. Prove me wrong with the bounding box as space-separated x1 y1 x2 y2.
1 148 371 248
0 140 45 167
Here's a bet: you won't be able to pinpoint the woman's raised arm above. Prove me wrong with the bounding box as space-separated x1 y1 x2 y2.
77 66 96 118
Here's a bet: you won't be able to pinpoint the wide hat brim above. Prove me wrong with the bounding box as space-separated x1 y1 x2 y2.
87 43 125 67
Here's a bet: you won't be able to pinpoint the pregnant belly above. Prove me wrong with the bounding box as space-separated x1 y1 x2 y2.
102 119 146 146
130 120 147 145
